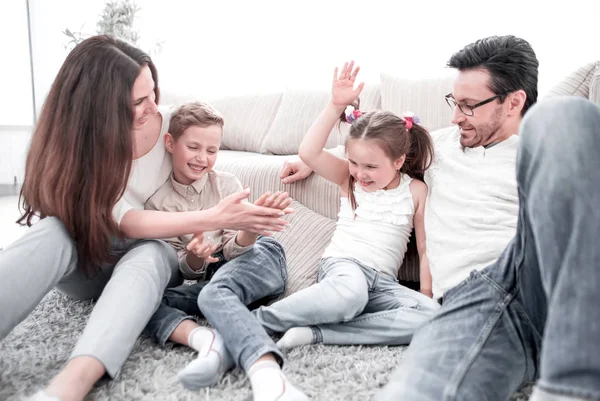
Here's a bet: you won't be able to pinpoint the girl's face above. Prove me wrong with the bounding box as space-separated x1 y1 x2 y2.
131 65 159 130
346 138 405 192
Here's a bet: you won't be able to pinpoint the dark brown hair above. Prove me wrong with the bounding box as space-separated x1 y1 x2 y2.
447 35 538 116
340 100 434 210
18 35 159 275
169 101 224 140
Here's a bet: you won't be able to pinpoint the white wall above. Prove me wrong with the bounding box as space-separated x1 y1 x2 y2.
2 0 600 185
0 126 31 186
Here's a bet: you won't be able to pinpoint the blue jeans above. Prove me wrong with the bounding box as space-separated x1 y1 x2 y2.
253 256 439 345
378 97 600 401
144 236 287 372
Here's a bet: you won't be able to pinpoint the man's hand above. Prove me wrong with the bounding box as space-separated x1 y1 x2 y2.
281 157 313 184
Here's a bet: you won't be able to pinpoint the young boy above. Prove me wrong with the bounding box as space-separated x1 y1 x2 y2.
143 102 308 401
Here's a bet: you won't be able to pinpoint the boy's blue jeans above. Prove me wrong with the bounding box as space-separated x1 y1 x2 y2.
378 97 600 401
145 236 287 372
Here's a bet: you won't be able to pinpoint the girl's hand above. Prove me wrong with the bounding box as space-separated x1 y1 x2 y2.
187 232 220 263
254 191 294 214
331 60 365 107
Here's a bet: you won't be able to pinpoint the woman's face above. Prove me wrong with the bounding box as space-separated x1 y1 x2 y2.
131 65 158 130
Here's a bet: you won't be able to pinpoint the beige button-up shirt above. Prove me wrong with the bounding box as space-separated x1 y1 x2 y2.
145 170 254 280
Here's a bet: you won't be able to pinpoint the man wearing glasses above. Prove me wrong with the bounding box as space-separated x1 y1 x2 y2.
378 38 600 401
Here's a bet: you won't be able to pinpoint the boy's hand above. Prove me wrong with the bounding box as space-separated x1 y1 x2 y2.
186 232 220 264
331 60 365 108
420 288 434 298
254 191 294 214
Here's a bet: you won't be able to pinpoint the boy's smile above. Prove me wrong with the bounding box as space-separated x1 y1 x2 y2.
165 125 223 186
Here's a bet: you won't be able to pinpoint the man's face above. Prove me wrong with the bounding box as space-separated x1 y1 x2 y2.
449 69 508 148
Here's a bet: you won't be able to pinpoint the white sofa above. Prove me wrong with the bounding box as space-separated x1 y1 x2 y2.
161 61 600 297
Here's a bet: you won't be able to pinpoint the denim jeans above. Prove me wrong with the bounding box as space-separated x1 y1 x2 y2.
144 236 287 372
378 97 600 401
0 219 180 377
253 256 440 345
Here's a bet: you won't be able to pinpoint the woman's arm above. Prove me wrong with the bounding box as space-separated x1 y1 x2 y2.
119 189 289 239
411 180 433 298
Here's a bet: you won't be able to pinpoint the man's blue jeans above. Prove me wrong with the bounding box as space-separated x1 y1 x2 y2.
144 236 287 372
378 97 600 401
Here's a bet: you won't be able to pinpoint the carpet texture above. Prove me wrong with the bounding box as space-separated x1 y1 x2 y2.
0 290 533 401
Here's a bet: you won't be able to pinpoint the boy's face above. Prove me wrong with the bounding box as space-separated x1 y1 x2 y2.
165 124 222 185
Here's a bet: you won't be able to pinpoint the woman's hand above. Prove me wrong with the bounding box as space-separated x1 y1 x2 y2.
331 60 365 108
186 233 220 264
213 188 290 236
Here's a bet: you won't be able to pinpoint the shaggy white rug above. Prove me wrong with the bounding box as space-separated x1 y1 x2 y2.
0 289 534 401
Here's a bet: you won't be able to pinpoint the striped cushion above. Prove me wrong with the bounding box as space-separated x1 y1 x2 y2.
590 64 600 106
273 201 337 297
261 85 382 155
545 62 599 99
380 72 455 132
215 151 341 219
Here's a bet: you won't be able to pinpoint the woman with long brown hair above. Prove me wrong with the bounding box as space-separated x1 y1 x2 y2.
0 35 288 401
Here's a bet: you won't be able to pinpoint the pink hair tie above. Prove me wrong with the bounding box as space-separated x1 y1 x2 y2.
403 112 421 130
346 109 363 124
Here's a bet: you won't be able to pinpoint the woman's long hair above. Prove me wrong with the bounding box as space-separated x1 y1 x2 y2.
18 35 160 275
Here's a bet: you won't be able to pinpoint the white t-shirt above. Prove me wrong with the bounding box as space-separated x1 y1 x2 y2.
425 126 519 299
112 107 172 226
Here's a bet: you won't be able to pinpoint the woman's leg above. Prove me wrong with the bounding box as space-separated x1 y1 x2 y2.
45 238 178 401
0 217 78 340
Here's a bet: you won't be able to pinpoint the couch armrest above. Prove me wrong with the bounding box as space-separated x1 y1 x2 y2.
215 152 341 220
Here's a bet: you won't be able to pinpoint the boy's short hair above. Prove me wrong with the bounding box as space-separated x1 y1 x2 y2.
169 101 224 140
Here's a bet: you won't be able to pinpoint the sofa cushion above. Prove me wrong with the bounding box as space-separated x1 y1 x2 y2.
545 61 599 99
209 93 283 153
589 64 600 106
261 84 382 155
272 201 336 297
380 73 455 132
215 151 341 220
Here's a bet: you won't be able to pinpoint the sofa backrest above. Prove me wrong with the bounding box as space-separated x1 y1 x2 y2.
544 61 600 105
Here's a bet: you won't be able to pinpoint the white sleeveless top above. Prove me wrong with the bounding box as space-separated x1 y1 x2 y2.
112 107 173 226
322 174 415 279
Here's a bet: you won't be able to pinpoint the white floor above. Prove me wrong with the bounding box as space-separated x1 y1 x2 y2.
0 196 29 249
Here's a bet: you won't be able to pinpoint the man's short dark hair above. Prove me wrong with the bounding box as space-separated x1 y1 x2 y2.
447 35 539 116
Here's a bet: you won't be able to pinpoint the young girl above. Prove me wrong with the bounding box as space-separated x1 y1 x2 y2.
251 61 441 348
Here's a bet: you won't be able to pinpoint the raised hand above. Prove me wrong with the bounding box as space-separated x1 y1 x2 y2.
331 60 365 107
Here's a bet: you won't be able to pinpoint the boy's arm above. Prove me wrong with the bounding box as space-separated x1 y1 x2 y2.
144 190 209 280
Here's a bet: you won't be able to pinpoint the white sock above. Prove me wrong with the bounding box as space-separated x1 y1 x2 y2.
248 361 309 401
276 327 314 349
177 327 234 390
188 326 217 355
24 391 61 401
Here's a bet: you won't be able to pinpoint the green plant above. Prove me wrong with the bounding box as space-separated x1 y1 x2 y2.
63 0 162 54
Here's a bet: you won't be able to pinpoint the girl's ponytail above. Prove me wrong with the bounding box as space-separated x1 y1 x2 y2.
400 119 434 182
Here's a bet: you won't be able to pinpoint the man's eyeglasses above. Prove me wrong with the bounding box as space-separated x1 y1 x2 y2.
444 93 507 117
